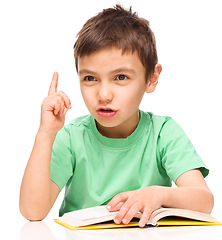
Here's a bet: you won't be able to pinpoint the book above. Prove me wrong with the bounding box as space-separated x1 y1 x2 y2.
54 205 222 230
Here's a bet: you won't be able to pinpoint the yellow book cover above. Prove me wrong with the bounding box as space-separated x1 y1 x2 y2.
54 206 222 230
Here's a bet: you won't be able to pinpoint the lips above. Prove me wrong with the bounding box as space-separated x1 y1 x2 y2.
97 107 117 118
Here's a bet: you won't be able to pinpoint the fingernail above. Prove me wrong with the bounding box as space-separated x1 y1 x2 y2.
114 218 120 224
139 221 145 227
106 205 111 210
122 218 128 224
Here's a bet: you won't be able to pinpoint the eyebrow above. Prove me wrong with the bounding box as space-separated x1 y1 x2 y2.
110 68 136 75
78 68 136 76
78 69 97 76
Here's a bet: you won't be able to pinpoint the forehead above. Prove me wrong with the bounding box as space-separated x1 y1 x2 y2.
78 48 145 75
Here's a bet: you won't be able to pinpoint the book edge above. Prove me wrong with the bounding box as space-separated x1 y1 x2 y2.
54 218 140 230
150 208 219 225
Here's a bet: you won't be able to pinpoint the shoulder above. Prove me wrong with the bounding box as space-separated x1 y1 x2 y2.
148 112 171 123
65 114 91 129
55 114 92 141
140 111 186 143
142 111 177 132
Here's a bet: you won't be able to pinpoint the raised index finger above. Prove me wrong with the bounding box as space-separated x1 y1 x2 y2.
48 72 58 96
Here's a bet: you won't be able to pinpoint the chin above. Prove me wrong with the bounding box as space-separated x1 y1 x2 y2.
95 117 121 128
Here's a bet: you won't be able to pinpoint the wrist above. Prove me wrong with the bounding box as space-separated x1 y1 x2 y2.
37 128 57 142
157 186 171 207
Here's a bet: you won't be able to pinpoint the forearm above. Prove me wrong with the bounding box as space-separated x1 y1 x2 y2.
108 170 214 227
19 72 71 220
162 186 214 214
19 130 56 220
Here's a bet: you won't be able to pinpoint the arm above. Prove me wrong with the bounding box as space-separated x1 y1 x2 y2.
19 72 71 221
107 169 214 227
163 169 214 213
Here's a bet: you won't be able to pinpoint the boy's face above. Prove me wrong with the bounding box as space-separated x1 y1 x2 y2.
78 48 154 138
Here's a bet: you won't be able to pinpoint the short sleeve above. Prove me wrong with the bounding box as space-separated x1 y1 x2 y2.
158 118 209 183
50 127 75 191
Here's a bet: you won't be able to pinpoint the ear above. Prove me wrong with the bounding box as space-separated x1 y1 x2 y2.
146 64 162 93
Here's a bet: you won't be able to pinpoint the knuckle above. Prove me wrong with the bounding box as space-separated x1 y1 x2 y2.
123 201 132 209
58 90 64 95
115 192 124 201
144 207 152 217
133 202 141 210
56 95 63 101
123 202 130 209
41 97 50 107
118 192 125 198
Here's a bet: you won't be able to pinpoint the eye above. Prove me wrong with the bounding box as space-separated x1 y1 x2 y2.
84 76 96 81
116 75 128 81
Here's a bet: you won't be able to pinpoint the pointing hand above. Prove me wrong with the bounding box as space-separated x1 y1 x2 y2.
39 72 72 135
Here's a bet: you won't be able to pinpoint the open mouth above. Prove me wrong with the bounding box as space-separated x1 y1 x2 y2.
99 109 113 112
97 108 117 118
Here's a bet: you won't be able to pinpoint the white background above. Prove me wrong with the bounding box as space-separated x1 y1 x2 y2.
0 0 221 237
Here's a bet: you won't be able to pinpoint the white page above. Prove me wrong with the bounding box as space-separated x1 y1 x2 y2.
66 206 118 220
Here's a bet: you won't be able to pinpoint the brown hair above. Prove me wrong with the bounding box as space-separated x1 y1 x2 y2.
74 4 158 82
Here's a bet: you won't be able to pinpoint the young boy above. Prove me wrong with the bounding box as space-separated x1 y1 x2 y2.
19 5 214 228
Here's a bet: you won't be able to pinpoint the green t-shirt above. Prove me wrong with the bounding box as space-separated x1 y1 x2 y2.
50 110 208 217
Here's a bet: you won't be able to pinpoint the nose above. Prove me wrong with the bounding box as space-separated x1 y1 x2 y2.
97 83 113 103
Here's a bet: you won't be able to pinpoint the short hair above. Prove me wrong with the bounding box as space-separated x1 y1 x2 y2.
74 4 158 82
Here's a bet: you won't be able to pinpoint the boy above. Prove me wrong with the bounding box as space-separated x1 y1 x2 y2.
19 5 214 228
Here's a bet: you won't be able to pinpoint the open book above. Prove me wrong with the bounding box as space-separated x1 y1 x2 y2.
54 205 221 230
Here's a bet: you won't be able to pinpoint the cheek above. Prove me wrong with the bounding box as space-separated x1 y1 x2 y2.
81 88 92 107
122 87 145 106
